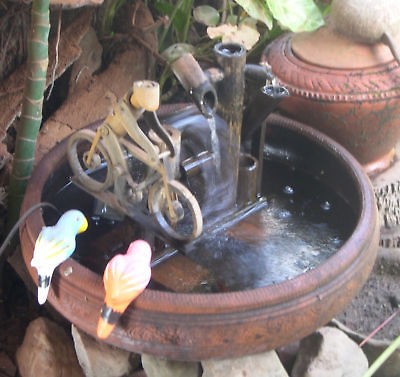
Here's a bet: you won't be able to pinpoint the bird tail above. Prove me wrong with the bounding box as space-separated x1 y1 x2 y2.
37 274 51 305
97 304 121 339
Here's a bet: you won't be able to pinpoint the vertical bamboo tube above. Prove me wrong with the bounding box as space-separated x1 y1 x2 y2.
214 43 246 204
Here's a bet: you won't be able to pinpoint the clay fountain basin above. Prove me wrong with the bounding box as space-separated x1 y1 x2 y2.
20 110 379 361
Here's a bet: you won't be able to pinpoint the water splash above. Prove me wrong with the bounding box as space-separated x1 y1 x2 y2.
178 113 235 225
283 185 295 195
188 191 349 291
320 200 332 211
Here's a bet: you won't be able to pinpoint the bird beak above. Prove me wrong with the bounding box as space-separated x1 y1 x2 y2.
78 216 89 234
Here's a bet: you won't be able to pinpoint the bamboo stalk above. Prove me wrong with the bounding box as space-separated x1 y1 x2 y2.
7 0 50 229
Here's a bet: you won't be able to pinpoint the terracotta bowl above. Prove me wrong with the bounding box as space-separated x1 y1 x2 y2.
262 27 400 175
20 112 379 361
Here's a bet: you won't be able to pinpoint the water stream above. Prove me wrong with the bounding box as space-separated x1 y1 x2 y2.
207 114 221 171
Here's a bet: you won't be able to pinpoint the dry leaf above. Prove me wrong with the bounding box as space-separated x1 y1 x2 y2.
207 24 260 50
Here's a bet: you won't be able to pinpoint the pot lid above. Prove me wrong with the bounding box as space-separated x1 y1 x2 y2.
291 26 395 69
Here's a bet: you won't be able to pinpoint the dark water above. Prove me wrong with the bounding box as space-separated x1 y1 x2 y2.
186 162 354 291
41 147 356 293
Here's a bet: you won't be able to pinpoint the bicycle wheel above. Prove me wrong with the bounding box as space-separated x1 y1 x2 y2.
148 180 203 241
67 129 113 192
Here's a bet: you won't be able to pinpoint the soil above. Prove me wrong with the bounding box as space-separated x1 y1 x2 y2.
0 264 42 376
0 3 29 81
336 248 400 341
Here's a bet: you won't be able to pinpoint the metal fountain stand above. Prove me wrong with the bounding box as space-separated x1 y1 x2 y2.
66 43 291 266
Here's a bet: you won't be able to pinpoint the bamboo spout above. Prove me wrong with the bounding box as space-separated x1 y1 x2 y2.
170 53 218 118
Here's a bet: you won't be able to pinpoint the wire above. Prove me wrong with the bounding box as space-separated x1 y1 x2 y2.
362 334 400 377
0 202 59 258
359 309 400 348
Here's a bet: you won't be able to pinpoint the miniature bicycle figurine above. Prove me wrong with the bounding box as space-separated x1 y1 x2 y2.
67 80 203 241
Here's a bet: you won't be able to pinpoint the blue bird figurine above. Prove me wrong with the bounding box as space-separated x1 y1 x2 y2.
31 209 88 305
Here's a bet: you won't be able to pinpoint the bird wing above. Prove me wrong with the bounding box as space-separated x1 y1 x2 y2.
32 226 76 269
104 253 151 305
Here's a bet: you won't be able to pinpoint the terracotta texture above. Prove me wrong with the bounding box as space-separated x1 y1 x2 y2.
19 113 379 361
262 29 400 175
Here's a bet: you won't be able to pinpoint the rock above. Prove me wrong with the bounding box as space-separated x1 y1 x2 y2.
141 354 201 377
69 27 102 93
332 318 400 377
16 317 84 377
292 326 368 377
0 10 93 147
36 45 148 162
35 2 156 164
71 325 140 377
201 351 289 377
0 351 17 377
131 371 147 377
277 341 300 373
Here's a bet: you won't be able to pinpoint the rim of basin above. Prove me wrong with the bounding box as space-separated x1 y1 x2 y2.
20 113 379 315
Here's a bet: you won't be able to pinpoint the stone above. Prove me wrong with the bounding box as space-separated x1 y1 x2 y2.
0 10 93 147
292 326 369 377
141 354 201 377
332 318 400 377
71 325 140 377
16 317 84 377
36 46 148 162
131 371 147 377
277 341 300 373
0 351 17 377
201 351 289 377
69 27 103 93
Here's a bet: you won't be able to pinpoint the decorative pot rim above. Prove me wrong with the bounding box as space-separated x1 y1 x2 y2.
19 112 379 359
262 33 400 102
20 113 379 312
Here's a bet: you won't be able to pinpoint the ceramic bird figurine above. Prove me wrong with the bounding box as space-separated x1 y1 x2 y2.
31 209 88 305
97 240 152 339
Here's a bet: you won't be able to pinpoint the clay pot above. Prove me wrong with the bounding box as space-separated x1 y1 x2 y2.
262 27 400 175
19 112 379 361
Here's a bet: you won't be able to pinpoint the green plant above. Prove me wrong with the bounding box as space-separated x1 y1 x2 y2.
99 0 127 37
5 0 329 230
156 0 328 54
7 0 50 230
150 0 329 95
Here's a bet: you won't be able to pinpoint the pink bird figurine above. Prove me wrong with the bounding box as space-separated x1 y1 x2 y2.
97 240 152 339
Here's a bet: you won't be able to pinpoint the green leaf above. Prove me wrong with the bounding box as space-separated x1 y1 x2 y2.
153 0 186 38
172 9 189 37
153 0 175 18
193 5 220 26
233 0 273 29
266 0 325 32
226 14 238 25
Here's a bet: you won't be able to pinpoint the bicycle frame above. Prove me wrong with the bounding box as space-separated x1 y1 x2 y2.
87 95 182 216
67 80 203 241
